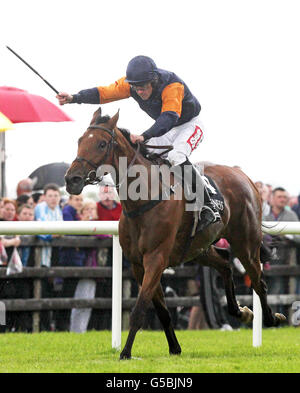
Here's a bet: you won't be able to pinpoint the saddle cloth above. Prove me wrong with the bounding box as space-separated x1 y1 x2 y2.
201 174 225 213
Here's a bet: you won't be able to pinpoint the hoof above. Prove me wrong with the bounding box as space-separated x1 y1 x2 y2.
169 346 182 356
239 306 254 324
120 352 131 360
275 313 286 325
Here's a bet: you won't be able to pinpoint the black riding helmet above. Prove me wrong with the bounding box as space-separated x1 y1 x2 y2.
125 55 158 85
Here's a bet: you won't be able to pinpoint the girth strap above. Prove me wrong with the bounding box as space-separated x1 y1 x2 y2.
122 198 163 219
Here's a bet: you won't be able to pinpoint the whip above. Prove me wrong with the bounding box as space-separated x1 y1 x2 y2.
6 46 59 94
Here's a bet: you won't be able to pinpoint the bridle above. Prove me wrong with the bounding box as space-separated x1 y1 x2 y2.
74 124 140 188
73 123 177 218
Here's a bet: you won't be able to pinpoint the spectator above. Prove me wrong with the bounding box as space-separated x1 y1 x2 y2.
32 192 44 206
0 199 21 332
34 183 63 331
254 181 263 192
96 185 122 221
264 187 299 224
288 196 298 210
0 199 21 250
264 187 300 317
56 194 85 331
16 178 34 197
16 203 35 332
70 199 98 333
34 183 63 267
291 195 300 219
266 184 273 204
17 204 35 266
0 197 4 219
255 181 271 218
16 194 34 211
261 183 271 217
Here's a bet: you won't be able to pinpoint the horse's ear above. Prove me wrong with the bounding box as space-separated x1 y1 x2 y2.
90 107 102 125
107 109 119 130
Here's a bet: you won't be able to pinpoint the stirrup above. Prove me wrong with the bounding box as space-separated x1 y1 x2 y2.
199 206 221 225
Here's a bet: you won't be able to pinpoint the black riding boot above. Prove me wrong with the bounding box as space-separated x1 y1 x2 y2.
198 184 221 231
179 159 221 230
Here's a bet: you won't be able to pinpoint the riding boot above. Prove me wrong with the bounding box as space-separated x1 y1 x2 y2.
198 184 221 231
179 159 221 230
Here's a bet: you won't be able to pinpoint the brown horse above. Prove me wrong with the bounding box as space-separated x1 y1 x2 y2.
65 108 285 359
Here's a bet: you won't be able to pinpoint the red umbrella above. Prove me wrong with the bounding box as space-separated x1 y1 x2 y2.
0 86 72 196
0 86 72 123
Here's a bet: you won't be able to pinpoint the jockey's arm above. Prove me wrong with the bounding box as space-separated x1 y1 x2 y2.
142 111 179 141
57 77 130 105
142 82 184 141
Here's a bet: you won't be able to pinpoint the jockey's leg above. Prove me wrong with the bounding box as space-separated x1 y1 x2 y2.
146 115 220 228
178 158 221 228
165 116 220 228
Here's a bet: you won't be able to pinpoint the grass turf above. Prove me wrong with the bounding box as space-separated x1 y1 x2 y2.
0 327 299 373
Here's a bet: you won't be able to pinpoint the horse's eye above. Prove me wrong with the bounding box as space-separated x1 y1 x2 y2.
98 141 107 150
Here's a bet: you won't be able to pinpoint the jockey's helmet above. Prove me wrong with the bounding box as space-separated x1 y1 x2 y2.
125 56 158 85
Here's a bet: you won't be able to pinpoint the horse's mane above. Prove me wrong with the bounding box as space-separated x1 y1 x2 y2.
94 114 150 158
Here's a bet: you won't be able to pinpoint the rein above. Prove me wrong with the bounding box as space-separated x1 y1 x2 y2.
75 124 173 187
75 124 174 219
145 144 173 158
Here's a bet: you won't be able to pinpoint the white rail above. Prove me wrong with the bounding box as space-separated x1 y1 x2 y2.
262 221 300 235
0 220 122 350
0 220 299 350
0 220 294 235
0 220 119 235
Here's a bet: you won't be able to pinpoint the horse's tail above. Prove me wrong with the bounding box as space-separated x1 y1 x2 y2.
260 241 272 264
261 221 283 236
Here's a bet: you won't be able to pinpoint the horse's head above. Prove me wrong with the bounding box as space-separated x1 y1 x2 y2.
65 107 119 195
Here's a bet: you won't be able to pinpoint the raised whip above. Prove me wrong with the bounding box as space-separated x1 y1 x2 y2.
6 46 59 94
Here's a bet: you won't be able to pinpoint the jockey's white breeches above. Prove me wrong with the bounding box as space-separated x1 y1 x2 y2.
145 115 204 166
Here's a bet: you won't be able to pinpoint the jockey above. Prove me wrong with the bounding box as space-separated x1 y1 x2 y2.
57 55 220 228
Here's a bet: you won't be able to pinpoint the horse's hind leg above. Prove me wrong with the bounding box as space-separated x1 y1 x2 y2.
195 247 249 322
152 284 181 355
232 244 286 327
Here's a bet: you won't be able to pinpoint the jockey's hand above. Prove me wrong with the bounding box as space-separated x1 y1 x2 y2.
130 134 144 144
56 92 73 105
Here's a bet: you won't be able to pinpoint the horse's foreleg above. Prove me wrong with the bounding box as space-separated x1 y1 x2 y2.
120 252 165 360
152 284 181 355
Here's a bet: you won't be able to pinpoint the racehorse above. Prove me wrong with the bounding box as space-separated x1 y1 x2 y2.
65 107 285 359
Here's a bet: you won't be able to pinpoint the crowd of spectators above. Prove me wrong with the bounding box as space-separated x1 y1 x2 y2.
1 177 300 332
0 178 123 333
255 181 300 319
185 181 300 330
218 181 300 325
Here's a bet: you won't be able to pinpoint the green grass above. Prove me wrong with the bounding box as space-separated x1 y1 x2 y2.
0 328 299 373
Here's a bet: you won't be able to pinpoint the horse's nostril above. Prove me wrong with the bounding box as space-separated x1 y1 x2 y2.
72 176 83 185
65 175 83 186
